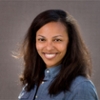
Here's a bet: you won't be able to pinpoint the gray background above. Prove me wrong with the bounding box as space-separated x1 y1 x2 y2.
0 0 100 100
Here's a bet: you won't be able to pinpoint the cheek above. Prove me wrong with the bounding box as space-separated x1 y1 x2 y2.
57 43 68 52
36 43 43 52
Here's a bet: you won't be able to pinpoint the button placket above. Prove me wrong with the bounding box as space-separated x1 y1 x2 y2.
43 69 51 81
46 70 50 73
35 95 38 99
41 81 44 84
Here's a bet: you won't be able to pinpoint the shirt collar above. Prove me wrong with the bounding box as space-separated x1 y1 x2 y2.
43 65 61 81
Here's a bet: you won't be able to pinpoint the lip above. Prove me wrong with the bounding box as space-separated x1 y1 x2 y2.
43 53 57 59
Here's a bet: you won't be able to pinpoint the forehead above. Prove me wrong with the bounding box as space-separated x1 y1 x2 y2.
36 21 67 37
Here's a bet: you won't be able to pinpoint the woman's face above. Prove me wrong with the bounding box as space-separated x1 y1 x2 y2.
36 22 69 68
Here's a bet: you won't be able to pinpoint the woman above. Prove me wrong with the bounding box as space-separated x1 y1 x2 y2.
18 9 99 100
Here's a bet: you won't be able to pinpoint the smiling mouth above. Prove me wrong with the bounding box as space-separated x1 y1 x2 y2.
43 53 57 59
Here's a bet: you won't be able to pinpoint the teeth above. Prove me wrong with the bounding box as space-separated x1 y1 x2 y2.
44 54 56 59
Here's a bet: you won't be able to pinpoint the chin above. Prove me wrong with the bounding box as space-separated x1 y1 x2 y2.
45 63 60 68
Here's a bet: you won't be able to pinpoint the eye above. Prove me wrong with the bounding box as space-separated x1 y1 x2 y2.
54 39 62 42
38 38 46 42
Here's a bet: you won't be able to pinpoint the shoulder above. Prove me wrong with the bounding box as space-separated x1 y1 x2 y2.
65 76 99 100
70 76 94 90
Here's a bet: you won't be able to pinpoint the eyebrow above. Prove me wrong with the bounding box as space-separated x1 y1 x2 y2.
37 35 45 38
37 35 63 38
53 35 63 38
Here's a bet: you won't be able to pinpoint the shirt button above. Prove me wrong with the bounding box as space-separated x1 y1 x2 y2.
47 70 49 73
35 95 38 98
42 81 44 84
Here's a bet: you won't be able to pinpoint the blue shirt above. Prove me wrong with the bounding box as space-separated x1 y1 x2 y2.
18 65 99 100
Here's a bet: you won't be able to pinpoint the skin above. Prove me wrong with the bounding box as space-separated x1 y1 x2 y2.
36 22 69 68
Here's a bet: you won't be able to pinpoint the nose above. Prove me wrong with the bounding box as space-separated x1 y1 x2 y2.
45 41 54 51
